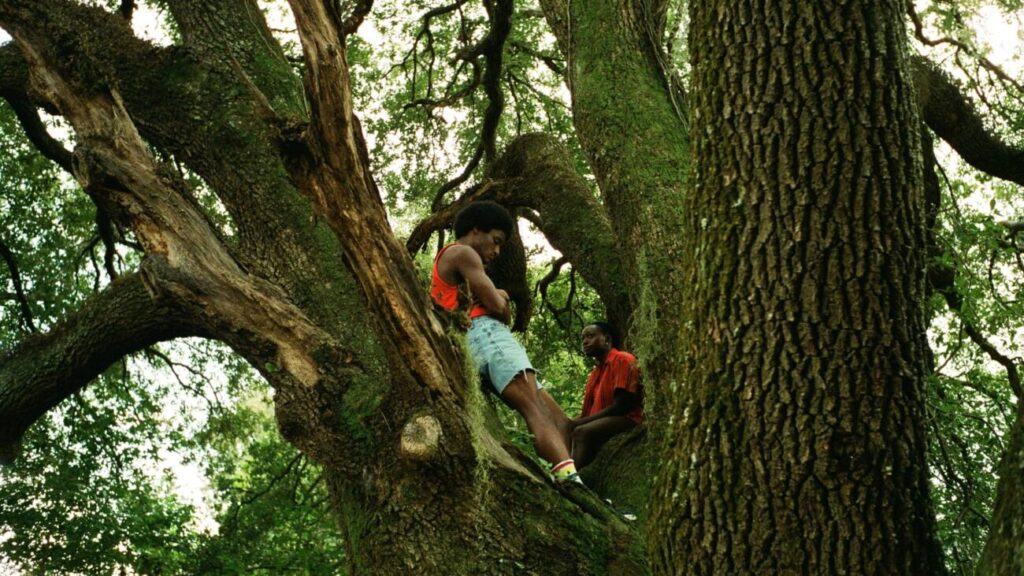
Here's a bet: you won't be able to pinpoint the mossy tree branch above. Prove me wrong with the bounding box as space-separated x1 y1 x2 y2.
536 1 689 408
163 0 306 118
0 272 205 463
1 0 345 396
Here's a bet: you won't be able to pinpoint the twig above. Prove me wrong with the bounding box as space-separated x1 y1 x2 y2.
429 0 513 211
342 0 374 35
0 235 37 332
119 0 135 20
508 40 564 76
907 1 1024 94
145 347 223 413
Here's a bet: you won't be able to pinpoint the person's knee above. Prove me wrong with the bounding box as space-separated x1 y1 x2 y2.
571 425 588 445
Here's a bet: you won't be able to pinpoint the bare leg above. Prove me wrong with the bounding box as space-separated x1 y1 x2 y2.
500 371 571 465
540 389 572 454
571 416 636 468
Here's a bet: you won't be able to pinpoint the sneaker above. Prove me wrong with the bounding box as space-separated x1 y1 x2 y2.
556 471 585 486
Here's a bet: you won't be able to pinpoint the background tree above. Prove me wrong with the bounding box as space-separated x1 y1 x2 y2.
1 0 1023 574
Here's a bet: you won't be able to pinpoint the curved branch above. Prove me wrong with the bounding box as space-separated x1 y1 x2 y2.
537 257 574 332
428 0 513 211
913 56 1024 188
0 46 73 172
0 2 312 250
478 0 513 163
0 272 205 462
407 133 632 332
923 123 1023 405
3 1 339 395
1 1 374 346
536 256 568 299
4 98 73 172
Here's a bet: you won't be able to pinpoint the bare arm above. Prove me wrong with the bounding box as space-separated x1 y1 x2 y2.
442 245 511 323
572 390 638 427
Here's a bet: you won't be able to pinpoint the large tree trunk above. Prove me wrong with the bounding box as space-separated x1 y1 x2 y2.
647 0 947 573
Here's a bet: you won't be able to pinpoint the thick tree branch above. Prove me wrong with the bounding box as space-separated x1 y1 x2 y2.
913 56 1024 188
287 0 474 403
1 2 313 262
163 0 305 119
0 1 380 357
537 0 688 379
2 0 341 393
0 272 203 462
0 44 31 101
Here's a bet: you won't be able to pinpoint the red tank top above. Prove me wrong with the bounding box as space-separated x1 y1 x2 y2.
431 244 489 319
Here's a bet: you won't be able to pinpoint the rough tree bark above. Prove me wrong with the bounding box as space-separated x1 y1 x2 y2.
647 0 947 573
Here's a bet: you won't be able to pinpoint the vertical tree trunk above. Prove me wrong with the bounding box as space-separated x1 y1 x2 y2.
979 413 1024 575
537 1 689 413
649 1 947 573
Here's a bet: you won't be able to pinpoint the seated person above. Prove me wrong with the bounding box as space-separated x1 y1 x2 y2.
431 201 580 484
571 321 644 467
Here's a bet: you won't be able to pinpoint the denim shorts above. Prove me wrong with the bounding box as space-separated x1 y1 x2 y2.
467 316 538 395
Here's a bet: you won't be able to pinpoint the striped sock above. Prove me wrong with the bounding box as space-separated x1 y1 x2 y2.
551 459 578 482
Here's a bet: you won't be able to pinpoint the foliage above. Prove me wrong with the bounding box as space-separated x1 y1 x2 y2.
924 157 1024 574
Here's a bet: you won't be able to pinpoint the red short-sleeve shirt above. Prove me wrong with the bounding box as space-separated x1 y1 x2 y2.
581 348 644 424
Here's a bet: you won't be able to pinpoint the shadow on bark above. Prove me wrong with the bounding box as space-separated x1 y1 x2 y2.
579 426 652 525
